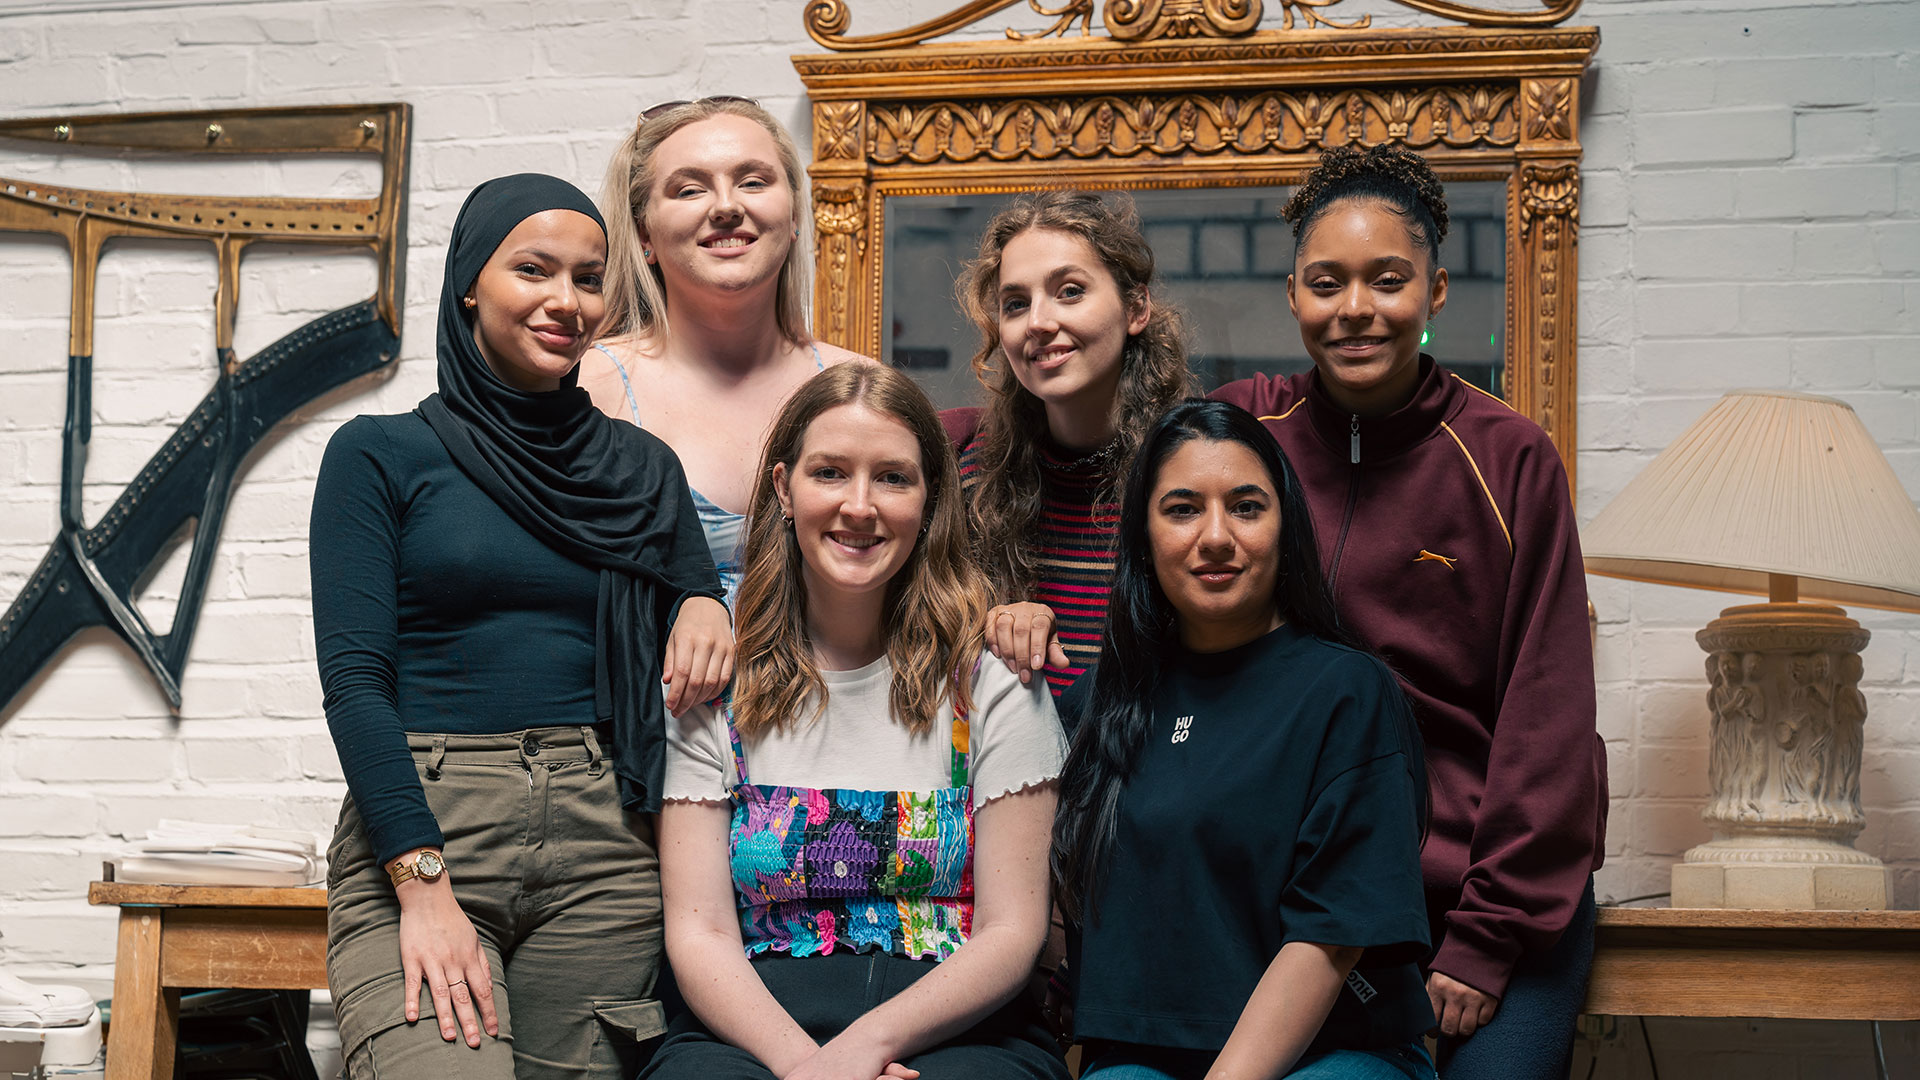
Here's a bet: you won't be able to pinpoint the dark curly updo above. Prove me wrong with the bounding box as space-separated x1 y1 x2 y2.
1282 144 1450 261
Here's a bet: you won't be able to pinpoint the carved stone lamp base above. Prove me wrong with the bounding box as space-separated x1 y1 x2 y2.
1672 849 1890 910
1671 602 1887 910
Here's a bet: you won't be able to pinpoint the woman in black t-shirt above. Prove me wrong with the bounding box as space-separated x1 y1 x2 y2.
1053 400 1433 1080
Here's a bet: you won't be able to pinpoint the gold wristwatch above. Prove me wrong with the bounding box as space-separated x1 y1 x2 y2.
387 850 447 887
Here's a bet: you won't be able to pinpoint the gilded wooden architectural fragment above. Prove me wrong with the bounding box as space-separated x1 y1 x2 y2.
866 86 1522 165
0 105 412 713
794 26 1599 482
804 0 1583 50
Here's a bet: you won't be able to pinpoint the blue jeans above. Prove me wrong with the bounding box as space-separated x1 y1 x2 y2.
1433 878 1597 1080
1083 1042 1434 1080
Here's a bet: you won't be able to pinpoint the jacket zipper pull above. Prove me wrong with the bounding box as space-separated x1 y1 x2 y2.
1350 414 1361 464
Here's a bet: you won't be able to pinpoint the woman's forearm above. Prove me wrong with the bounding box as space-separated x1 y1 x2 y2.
832 921 1043 1062
667 925 817 1076
1207 941 1362 1080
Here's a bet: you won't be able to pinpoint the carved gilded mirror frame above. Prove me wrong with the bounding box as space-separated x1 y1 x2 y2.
794 6 1598 485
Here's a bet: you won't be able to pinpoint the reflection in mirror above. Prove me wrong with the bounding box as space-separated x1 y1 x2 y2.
881 183 1506 410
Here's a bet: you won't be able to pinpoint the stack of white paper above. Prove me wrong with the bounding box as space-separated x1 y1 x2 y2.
0 971 95 1028
113 821 326 887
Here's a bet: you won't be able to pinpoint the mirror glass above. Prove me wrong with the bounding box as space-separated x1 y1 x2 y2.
880 182 1507 410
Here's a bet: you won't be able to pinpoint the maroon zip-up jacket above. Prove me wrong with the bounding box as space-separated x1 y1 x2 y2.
1213 357 1606 1000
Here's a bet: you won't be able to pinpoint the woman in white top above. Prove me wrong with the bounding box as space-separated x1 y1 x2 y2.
645 363 1069 1080
581 97 867 607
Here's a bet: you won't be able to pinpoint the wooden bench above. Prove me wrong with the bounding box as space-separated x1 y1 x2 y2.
1584 906 1920 1019
88 881 327 1080
87 883 1920 1078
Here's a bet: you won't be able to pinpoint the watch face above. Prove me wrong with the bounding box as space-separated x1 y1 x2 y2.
415 851 445 880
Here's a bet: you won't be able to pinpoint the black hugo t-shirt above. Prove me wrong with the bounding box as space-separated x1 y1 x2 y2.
1065 623 1433 1055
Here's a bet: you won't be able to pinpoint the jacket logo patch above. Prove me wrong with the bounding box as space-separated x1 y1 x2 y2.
1171 716 1193 745
1414 549 1457 571
1345 969 1378 1003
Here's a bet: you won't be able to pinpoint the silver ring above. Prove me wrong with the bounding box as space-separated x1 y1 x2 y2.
447 979 467 987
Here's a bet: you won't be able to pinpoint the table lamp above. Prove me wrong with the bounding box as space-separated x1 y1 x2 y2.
1583 389 1920 909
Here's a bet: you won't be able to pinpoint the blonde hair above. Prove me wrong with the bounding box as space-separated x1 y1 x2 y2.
598 98 813 344
732 365 990 738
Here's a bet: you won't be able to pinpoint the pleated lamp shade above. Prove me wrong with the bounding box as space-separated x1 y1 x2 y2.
1583 389 1920 614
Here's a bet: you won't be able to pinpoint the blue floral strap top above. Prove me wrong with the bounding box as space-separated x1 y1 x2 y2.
594 342 824 611
724 687 975 961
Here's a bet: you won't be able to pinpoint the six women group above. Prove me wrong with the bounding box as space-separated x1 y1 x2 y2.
311 98 1604 1080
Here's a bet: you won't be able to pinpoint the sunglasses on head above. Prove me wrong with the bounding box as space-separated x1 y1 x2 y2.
640 95 758 122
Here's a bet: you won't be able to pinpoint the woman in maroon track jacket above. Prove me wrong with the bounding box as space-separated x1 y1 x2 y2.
1213 145 1606 1080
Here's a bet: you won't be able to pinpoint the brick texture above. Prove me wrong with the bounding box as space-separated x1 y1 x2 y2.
0 1 1916 1073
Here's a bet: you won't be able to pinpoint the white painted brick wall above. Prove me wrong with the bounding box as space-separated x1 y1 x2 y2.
0 0 1915 1074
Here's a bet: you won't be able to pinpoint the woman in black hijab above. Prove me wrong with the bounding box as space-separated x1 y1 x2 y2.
312 173 730 1080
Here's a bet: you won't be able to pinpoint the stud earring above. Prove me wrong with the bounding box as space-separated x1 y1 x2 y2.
462 296 476 309
642 247 653 260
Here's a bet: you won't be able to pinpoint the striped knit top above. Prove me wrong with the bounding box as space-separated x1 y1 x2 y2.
942 407 1120 699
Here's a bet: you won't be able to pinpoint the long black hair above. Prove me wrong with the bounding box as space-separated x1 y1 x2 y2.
1051 399 1378 924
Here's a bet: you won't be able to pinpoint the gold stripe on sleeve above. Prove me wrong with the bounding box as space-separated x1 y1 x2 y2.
1438 420 1513 554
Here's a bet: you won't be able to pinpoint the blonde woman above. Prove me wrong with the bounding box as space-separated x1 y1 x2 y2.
581 98 867 607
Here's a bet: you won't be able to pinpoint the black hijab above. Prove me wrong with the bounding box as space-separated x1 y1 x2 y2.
416 173 721 812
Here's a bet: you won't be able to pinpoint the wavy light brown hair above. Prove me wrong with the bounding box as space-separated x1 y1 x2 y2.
954 190 1195 599
732 364 990 738
597 97 813 345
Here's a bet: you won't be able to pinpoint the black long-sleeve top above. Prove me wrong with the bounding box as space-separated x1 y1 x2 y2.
310 412 600 866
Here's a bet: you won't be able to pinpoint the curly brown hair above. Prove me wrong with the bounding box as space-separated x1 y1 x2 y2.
1282 145 1450 262
953 190 1194 600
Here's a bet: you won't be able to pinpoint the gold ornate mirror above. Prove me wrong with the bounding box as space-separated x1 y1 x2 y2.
793 1 1597 485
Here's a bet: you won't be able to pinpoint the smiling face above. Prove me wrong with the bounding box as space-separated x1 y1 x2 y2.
638 113 797 303
1287 198 1448 416
995 227 1150 433
467 209 607 392
1148 437 1285 653
773 402 929 619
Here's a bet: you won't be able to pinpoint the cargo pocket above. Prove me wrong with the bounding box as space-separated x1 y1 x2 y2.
587 999 667 1077
333 972 414 1069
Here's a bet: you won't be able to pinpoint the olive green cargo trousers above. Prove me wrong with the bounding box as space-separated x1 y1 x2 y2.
326 726 664 1079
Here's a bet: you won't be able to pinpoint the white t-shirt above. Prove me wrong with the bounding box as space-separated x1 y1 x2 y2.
665 653 1066 810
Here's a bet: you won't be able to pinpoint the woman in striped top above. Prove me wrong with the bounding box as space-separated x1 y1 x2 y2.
943 190 1194 699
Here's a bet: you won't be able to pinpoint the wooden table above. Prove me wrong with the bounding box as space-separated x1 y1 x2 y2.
1586 907 1920 1019
88 881 327 1080
84 886 1920 1075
